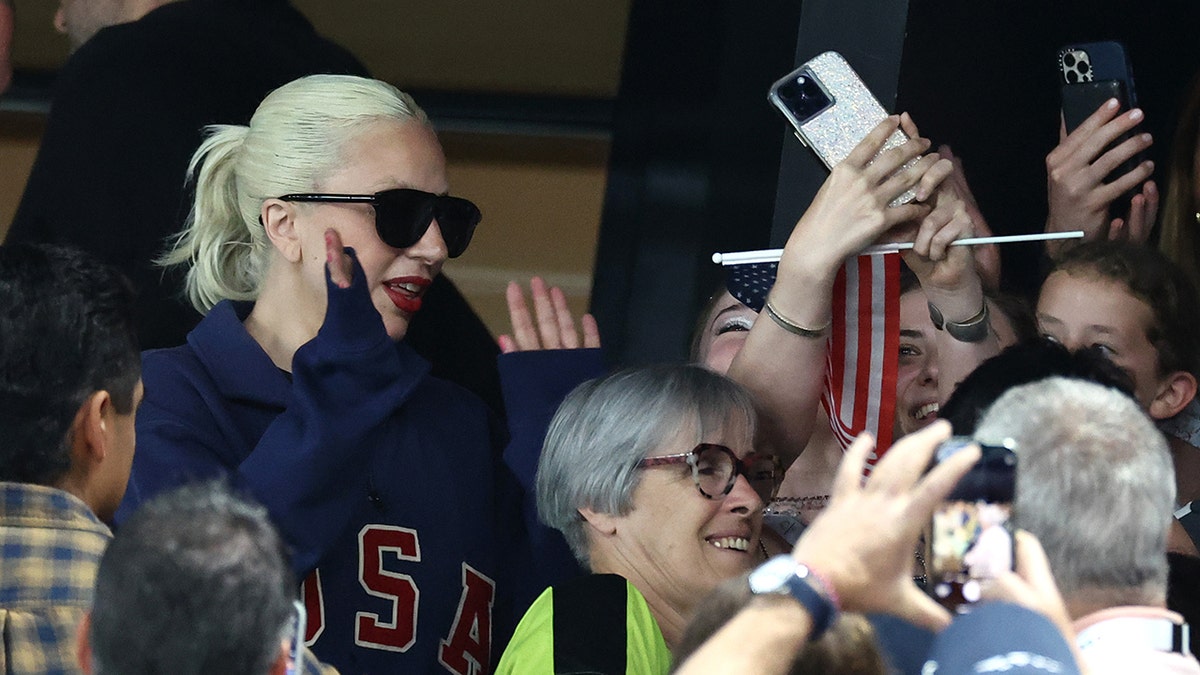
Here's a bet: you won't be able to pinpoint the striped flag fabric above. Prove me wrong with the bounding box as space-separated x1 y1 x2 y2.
726 253 900 471
821 254 900 471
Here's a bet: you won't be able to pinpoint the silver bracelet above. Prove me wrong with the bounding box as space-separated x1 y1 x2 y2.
763 298 831 339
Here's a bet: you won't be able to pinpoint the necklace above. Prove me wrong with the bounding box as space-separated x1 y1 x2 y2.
765 495 830 515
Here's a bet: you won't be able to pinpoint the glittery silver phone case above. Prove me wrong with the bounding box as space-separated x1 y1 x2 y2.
769 51 917 205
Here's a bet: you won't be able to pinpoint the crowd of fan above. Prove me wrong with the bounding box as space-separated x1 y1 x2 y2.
2 1 1200 674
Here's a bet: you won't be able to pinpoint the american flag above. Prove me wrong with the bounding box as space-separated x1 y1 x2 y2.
727 253 899 471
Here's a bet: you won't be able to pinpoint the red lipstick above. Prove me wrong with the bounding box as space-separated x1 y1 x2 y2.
383 276 431 314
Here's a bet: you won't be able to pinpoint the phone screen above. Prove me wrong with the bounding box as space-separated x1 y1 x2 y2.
925 438 1017 613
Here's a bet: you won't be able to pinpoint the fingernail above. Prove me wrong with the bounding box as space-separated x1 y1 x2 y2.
1142 133 1152 143
1130 108 1143 121
1107 98 1119 109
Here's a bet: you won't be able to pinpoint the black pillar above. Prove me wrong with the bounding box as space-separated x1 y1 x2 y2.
770 0 911 246
589 1 805 366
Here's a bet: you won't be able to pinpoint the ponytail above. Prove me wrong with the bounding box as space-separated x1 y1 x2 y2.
160 125 265 312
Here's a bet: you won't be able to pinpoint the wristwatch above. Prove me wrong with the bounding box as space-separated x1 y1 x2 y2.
748 555 838 640
927 300 990 343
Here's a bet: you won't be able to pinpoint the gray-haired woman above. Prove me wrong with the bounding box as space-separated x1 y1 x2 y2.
496 364 783 673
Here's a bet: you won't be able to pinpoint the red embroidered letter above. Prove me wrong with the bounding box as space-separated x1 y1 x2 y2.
437 563 495 675
355 525 421 652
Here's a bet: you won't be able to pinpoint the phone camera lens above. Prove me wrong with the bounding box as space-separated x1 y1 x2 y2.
1066 70 1079 83
775 69 829 122
1063 53 1076 67
1079 61 1091 75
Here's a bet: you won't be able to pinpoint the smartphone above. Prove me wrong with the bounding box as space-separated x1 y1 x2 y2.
925 437 1017 613
768 51 917 205
1058 41 1139 132
1057 41 1138 105
1059 41 1146 210
1061 79 1128 138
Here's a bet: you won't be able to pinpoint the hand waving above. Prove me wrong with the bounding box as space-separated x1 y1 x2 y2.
498 276 601 353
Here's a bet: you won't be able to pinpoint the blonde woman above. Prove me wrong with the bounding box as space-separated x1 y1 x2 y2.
118 74 573 674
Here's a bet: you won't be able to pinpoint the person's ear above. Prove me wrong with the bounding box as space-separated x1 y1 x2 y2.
76 391 113 465
1149 370 1198 420
578 507 618 537
261 199 303 263
76 612 94 674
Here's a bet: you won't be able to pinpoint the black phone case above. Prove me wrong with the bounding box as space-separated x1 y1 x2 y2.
1061 79 1142 213
1061 79 1126 135
1058 41 1139 109
1058 42 1145 216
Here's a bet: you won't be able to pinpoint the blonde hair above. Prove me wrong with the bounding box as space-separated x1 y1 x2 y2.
160 75 430 312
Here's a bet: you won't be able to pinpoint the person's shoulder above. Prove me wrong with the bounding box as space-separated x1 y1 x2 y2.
63 7 184 71
494 583 559 675
140 342 214 409
143 342 202 372
51 10 187 99
140 305 236 400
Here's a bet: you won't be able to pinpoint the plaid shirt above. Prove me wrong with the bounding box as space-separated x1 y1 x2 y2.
0 482 110 675
0 483 337 675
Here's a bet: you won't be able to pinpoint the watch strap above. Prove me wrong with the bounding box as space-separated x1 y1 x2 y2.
750 555 838 641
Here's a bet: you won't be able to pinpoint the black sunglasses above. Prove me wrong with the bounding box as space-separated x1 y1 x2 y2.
278 189 481 258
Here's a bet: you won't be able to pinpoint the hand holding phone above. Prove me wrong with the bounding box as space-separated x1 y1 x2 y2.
1065 42 1137 132
925 437 1017 613
769 51 920 206
1046 41 1157 257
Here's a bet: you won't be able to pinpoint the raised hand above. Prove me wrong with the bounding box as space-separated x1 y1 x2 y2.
325 228 353 289
730 113 951 466
937 144 1001 290
902 185 977 295
901 180 999 400
792 421 980 631
1045 99 1155 260
498 276 600 353
785 114 948 276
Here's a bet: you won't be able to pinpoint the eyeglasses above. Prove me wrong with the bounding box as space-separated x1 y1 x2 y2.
636 443 781 503
277 189 481 258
